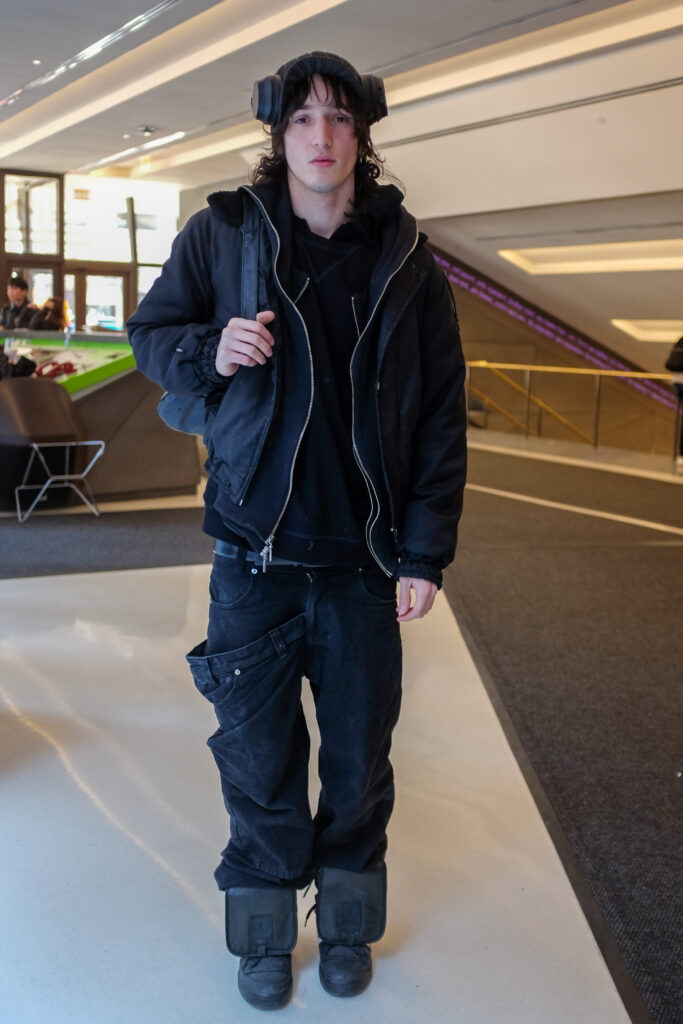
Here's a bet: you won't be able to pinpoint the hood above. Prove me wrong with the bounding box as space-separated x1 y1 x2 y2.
206 181 407 232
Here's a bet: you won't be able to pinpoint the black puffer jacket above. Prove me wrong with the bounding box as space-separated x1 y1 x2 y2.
1 300 36 330
127 183 467 585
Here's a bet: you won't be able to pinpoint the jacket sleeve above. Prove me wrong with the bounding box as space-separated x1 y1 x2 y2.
126 210 231 397
397 260 467 588
29 309 48 331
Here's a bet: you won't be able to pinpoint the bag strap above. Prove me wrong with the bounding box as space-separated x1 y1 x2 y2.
241 199 261 320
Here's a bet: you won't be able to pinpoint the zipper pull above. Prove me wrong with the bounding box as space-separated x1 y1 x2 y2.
260 536 274 573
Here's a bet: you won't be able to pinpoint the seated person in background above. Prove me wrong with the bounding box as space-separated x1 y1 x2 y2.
1 273 37 329
30 296 67 332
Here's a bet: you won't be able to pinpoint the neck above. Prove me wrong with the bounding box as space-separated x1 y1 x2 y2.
287 175 355 239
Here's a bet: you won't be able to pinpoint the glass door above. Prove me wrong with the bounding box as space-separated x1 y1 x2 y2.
85 274 125 332
63 263 135 332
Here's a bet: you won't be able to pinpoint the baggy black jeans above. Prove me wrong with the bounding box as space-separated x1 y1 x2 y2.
186 551 403 891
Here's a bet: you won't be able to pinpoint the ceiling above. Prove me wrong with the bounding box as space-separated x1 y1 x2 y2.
1 0 681 370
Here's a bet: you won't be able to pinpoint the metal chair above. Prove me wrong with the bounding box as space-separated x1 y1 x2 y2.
15 438 105 522
0 377 105 523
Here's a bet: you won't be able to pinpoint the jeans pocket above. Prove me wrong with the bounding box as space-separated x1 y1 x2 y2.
186 612 307 719
209 555 256 609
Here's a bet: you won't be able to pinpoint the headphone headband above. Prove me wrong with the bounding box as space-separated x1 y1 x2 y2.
252 51 387 126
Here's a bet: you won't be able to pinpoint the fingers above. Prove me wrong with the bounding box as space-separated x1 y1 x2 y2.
397 577 438 622
397 578 411 618
224 329 272 362
223 315 275 357
216 312 275 376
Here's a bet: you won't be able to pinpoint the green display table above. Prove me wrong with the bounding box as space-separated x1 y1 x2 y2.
0 329 135 395
0 329 201 504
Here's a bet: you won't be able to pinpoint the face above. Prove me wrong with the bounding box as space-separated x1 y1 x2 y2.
283 75 359 203
7 283 27 305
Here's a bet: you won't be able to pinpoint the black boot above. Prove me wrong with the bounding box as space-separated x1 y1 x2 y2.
225 887 297 1010
315 865 386 998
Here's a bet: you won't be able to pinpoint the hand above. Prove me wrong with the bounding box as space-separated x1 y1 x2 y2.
397 577 438 622
216 310 275 377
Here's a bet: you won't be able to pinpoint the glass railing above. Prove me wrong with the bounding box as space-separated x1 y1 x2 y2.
466 361 681 459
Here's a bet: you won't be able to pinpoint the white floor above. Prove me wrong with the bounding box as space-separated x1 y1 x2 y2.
0 565 631 1024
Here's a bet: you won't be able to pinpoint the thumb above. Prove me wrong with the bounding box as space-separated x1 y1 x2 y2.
256 310 275 325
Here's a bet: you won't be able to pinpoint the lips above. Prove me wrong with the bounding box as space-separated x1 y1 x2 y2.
311 157 334 165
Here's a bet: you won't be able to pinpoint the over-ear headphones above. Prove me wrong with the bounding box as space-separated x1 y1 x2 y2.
252 51 388 126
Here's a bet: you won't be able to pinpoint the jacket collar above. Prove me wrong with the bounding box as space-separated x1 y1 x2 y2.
206 181 422 308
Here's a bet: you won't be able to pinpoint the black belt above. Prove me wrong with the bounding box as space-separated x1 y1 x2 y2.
213 538 333 568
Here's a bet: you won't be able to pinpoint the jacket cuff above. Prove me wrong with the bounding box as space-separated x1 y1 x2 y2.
397 557 443 590
193 328 230 388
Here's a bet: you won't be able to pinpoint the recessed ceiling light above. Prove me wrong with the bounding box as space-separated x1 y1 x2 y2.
122 133 131 139
498 240 683 274
138 125 157 136
611 320 683 343
32 59 42 66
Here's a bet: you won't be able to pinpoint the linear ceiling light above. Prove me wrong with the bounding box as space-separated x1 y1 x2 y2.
611 319 683 342
131 127 264 176
498 239 683 275
0 0 182 109
81 131 189 172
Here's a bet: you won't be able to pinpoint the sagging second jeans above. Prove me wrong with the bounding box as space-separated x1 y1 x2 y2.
186 549 403 891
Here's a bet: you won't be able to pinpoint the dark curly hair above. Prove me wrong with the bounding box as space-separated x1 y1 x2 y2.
250 74 385 210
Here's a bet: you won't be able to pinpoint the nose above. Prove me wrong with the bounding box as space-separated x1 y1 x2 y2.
313 117 332 149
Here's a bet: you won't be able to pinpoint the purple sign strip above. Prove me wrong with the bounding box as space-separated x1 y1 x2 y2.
434 252 677 412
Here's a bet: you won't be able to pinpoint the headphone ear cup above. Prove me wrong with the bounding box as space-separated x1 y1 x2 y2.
361 74 388 124
252 75 282 124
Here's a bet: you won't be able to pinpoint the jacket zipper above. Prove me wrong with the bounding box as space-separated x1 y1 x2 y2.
241 188 315 572
350 226 419 576
234 281 309 509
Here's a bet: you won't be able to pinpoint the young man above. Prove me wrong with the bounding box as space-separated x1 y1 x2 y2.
1 273 36 329
128 52 467 1010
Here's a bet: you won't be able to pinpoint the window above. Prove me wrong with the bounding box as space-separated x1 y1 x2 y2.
137 265 162 306
5 174 59 255
64 175 179 264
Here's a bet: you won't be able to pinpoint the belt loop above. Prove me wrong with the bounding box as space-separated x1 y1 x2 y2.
270 627 288 660
235 545 247 572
